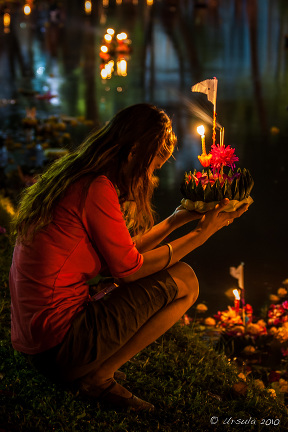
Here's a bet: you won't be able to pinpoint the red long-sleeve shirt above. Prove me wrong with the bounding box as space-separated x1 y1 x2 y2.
9 176 143 354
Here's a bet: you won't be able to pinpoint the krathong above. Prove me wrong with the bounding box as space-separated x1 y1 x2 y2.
181 78 254 213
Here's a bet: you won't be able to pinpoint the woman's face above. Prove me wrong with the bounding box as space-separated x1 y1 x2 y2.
149 154 169 172
149 146 174 173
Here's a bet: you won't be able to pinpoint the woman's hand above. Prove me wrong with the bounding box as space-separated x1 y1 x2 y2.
196 198 249 238
169 205 203 229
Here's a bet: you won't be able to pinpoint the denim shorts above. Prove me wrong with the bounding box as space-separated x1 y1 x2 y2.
29 269 178 383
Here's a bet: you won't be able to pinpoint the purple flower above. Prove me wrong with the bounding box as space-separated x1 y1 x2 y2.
0 226 7 234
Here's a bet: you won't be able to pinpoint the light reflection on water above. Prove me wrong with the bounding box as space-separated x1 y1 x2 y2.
1 0 288 313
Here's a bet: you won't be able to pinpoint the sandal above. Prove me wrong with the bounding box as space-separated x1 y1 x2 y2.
80 379 154 412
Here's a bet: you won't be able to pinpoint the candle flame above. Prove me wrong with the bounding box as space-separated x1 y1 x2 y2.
233 289 240 300
197 125 205 137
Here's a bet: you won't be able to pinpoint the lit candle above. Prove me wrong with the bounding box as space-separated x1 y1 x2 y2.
197 125 212 167
233 289 240 313
197 125 206 154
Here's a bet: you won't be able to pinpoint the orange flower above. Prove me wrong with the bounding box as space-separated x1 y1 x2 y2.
198 152 212 167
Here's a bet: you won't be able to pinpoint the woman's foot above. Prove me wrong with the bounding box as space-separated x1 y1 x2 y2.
79 379 154 412
114 370 126 380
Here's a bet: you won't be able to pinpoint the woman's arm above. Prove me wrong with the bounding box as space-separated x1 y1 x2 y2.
133 207 202 253
121 199 249 283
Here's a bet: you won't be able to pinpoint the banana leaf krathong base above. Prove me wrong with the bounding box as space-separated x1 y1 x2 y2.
180 168 254 213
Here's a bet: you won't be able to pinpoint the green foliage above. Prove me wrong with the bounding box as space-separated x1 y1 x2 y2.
1 238 288 431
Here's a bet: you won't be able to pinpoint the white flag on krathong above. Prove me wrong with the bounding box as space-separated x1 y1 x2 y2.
230 263 244 289
191 78 218 108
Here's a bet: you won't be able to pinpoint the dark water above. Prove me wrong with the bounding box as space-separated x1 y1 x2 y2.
1 0 288 314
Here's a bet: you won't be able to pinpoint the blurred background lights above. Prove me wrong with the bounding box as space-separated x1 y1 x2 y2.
106 28 115 36
36 67 45 76
23 4 31 15
84 1 92 15
107 60 114 73
101 60 114 79
117 59 127 76
100 45 108 53
100 69 108 79
104 34 112 43
3 13 10 33
116 32 127 41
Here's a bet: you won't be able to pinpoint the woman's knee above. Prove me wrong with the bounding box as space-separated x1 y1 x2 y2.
168 261 199 305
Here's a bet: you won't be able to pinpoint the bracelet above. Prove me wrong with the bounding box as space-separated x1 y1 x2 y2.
163 243 173 269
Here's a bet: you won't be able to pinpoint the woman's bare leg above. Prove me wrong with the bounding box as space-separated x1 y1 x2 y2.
81 262 199 396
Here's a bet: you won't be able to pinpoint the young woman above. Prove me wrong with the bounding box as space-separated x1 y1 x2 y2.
9 103 249 412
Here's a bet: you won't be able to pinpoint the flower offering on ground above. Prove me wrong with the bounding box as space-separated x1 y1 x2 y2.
180 277 288 406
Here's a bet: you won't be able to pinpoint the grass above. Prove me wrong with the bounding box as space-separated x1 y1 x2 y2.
1 213 288 431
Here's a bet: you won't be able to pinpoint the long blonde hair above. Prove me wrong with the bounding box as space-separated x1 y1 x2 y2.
11 104 176 244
